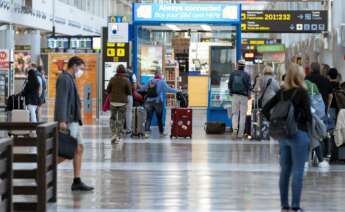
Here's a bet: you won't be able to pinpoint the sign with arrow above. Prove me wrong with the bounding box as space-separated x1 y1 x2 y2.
241 10 328 33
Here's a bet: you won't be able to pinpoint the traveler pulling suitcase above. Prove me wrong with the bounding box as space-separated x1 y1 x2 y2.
171 108 192 139
131 107 146 138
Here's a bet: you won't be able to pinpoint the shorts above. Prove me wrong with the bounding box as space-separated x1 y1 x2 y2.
68 122 83 145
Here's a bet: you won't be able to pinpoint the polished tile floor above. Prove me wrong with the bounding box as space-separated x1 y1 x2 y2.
2 108 345 212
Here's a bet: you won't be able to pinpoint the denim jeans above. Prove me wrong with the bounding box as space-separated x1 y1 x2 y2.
144 100 164 134
279 130 309 209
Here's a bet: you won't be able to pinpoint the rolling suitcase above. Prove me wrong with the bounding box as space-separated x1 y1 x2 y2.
131 107 146 138
171 108 192 139
7 96 31 136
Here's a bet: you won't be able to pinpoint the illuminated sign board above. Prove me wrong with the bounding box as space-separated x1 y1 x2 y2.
242 10 328 33
134 3 240 23
241 38 281 50
257 44 285 53
102 27 130 91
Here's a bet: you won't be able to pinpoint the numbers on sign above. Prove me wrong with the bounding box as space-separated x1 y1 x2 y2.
117 48 125 57
107 49 115 57
264 13 291 21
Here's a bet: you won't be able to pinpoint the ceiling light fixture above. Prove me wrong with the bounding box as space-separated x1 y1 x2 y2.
166 24 181 31
201 24 212 31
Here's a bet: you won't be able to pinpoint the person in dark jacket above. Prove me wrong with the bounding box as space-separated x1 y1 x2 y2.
262 63 311 212
55 56 94 192
306 62 332 108
106 65 131 143
22 69 40 122
228 59 251 139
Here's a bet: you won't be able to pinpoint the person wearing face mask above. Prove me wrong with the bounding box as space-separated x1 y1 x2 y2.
54 56 94 191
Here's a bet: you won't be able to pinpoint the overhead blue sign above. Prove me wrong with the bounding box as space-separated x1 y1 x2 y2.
133 3 241 23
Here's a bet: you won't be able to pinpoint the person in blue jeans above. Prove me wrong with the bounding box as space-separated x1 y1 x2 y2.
140 70 177 137
263 64 312 212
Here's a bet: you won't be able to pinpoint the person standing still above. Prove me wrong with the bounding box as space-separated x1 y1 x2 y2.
140 70 177 138
228 60 251 139
22 69 40 122
54 56 94 191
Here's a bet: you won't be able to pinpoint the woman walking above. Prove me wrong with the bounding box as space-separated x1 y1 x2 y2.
106 65 131 144
22 69 41 122
263 64 312 212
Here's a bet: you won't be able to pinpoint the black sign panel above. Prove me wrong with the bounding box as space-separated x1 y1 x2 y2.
242 10 328 33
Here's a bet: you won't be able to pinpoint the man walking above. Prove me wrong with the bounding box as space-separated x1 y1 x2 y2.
55 56 94 191
228 60 251 139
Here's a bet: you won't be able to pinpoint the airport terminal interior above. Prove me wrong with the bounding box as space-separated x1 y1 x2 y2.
1 0 345 212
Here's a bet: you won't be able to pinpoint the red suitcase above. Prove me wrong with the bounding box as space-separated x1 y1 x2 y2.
170 108 192 139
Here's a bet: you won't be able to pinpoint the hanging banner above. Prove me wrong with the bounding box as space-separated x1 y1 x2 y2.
242 10 328 33
134 3 240 23
0 50 9 69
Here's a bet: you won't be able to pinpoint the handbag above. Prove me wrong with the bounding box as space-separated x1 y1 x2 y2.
258 79 272 108
58 129 78 159
102 95 110 112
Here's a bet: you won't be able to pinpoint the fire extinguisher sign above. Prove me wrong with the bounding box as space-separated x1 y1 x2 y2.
0 49 9 69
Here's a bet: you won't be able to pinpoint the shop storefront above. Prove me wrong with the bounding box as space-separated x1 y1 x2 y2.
132 3 242 127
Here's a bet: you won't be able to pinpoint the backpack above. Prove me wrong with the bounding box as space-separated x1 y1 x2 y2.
306 80 325 119
146 80 158 98
334 83 345 109
268 89 298 140
231 72 246 94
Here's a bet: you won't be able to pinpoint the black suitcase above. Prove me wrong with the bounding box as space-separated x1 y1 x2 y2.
205 122 226 134
6 94 25 111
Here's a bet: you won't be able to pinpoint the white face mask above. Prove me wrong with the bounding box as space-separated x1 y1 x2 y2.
75 69 84 78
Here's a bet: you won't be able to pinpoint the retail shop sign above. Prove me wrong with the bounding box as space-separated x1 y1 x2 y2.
134 3 240 23
0 49 9 69
242 10 328 33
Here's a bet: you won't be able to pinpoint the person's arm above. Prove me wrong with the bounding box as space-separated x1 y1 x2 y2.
228 74 233 92
162 80 177 93
55 77 70 125
106 79 112 94
125 80 131 95
138 81 149 92
262 90 280 120
300 89 312 123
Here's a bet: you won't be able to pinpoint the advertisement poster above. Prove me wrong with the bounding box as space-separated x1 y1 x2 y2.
0 49 9 69
139 44 163 75
47 53 97 100
14 51 32 75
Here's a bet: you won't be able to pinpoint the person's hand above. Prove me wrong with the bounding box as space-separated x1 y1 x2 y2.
59 122 67 130
248 96 252 100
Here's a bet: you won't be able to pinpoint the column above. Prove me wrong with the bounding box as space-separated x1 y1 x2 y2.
30 30 41 65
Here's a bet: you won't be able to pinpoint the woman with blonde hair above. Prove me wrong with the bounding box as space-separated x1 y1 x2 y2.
262 63 311 212
258 66 280 108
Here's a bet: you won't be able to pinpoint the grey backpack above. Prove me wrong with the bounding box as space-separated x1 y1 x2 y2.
269 90 298 140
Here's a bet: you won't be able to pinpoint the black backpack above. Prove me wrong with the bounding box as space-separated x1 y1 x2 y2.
268 89 298 140
146 80 158 98
231 72 247 94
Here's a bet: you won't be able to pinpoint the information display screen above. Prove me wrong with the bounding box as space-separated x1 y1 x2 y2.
48 37 69 49
242 10 328 33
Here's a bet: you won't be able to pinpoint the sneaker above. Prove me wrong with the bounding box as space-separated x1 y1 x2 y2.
318 160 330 168
160 132 168 138
304 162 309 169
71 181 94 191
144 133 150 139
111 135 119 144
